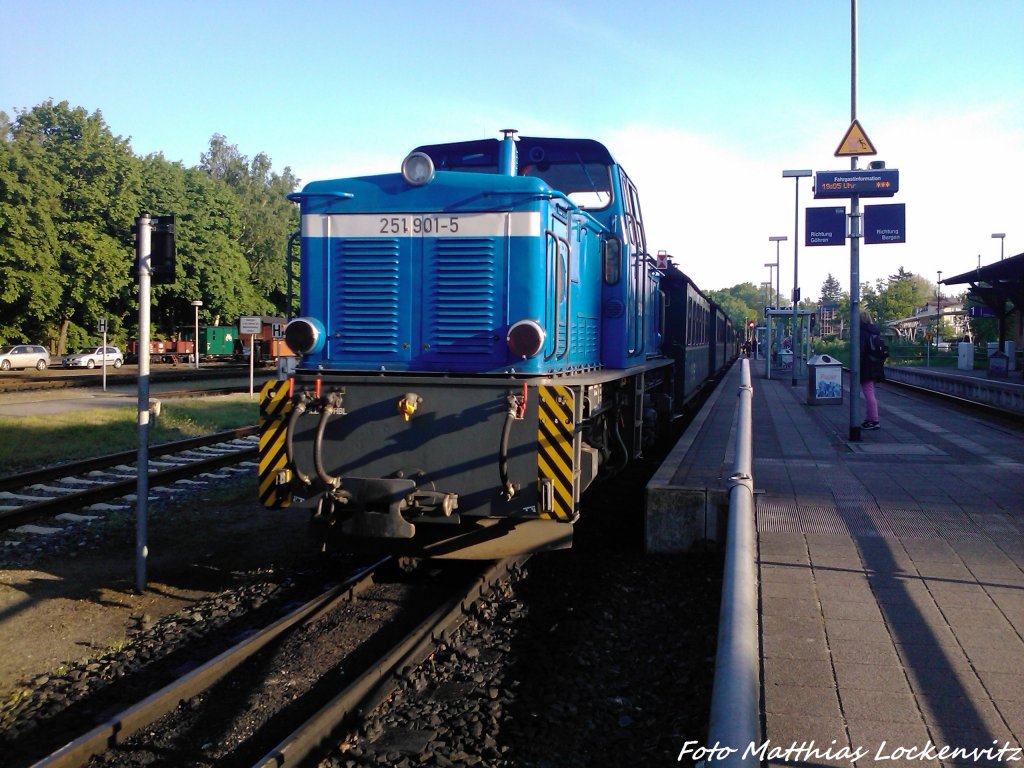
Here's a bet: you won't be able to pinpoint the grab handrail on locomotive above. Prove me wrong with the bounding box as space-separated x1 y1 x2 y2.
258 131 738 559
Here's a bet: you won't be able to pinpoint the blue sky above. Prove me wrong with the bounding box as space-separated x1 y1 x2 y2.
3 0 1022 301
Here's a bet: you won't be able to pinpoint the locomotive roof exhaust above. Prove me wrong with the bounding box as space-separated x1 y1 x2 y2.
499 128 518 176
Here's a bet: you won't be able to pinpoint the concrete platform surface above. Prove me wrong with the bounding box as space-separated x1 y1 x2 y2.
755 370 1024 767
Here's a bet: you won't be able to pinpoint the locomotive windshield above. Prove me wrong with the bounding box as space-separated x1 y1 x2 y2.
519 161 612 209
414 136 615 210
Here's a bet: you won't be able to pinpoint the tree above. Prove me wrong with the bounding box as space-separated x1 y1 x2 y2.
200 135 299 314
820 273 843 304
0 131 62 345
8 101 141 354
707 282 761 327
180 168 265 322
860 270 937 328
134 153 191 336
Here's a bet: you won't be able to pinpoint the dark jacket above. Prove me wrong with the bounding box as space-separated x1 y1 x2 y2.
860 320 886 383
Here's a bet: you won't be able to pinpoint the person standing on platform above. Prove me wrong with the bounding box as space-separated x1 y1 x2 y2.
859 309 888 430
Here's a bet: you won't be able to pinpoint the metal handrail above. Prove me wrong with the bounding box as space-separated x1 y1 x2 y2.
704 357 759 764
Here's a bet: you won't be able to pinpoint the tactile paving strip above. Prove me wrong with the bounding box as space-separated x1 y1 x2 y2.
755 500 800 533
797 505 851 536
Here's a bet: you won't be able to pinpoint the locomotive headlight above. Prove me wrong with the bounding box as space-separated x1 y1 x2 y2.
506 319 546 359
401 152 435 186
284 317 326 355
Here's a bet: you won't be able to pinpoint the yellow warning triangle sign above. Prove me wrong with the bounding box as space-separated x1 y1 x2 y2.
834 119 877 157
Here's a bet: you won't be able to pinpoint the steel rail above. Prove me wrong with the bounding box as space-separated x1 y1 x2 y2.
252 555 529 768
0 437 257 531
28 559 390 768
0 425 258 492
705 357 760 765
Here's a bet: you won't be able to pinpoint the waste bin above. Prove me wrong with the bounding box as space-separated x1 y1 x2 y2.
806 354 843 404
988 351 1009 378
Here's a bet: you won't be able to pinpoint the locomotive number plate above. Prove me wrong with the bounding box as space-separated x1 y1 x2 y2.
302 212 541 238
379 215 461 235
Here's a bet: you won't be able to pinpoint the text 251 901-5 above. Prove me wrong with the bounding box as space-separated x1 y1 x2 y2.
379 216 460 234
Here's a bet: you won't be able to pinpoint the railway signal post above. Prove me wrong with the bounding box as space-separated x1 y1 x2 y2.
132 212 175 592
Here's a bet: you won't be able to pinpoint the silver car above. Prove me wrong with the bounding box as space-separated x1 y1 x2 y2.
0 344 51 371
62 346 124 369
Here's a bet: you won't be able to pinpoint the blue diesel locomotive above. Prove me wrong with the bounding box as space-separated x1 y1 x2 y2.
259 131 735 559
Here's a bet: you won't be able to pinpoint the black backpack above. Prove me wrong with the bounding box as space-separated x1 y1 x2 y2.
867 333 889 362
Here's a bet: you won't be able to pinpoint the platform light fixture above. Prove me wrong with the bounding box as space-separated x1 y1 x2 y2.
768 235 786 312
992 232 1006 261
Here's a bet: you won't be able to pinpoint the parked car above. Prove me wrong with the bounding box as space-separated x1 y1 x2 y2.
0 344 51 371
62 346 124 369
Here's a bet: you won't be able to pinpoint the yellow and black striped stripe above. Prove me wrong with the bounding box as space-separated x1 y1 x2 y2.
258 380 292 508
537 385 575 521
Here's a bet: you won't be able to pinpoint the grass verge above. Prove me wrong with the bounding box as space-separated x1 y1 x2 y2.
0 395 258 473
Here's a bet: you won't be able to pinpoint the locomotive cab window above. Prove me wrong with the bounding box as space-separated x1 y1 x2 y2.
619 173 646 255
521 161 613 210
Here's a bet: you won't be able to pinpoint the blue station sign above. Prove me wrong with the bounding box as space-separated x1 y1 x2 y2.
805 206 846 246
814 169 899 199
864 203 906 244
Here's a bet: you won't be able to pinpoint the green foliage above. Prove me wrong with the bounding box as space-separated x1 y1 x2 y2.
819 273 843 303
0 101 299 352
810 338 849 365
9 101 142 354
200 135 300 312
0 127 62 345
862 268 939 325
707 282 761 327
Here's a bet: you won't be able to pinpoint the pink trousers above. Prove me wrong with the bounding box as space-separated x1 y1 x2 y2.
861 380 879 422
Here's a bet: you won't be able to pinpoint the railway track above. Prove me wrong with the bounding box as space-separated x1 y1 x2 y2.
0 365 268 395
23 556 524 768
0 427 258 532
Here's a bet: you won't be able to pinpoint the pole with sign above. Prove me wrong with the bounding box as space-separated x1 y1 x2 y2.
98 317 108 391
131 212 175 592
845 0 862 442
239 316 262 397
134 215 153 592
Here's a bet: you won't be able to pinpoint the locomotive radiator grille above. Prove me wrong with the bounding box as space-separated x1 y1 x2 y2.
333 239 401 354
537 384 576 521
258 380 293 508
425 238 498 355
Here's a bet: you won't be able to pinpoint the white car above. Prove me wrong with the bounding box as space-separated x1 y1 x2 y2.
0 344 51 371
62 346 124 369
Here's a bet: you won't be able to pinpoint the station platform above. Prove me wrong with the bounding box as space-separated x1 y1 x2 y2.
885 363 1024 416
653 362 1024 765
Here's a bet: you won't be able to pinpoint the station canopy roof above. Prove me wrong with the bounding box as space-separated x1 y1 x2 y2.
941 251 1024 321
942 251 1024 287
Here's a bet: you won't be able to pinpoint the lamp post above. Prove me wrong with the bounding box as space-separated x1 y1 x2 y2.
768 236 786 311
936 271 942 349
783 170 812 386
191 300 203 369
992 232 1006 261
764 263 776 309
